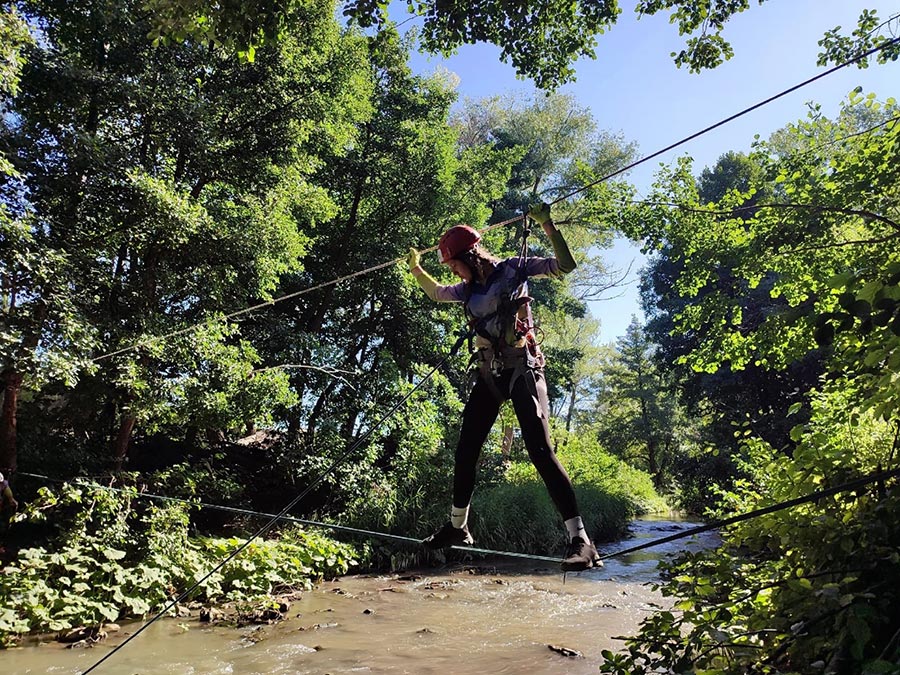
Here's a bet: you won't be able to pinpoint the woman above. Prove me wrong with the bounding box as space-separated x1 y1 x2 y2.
406 202 601 571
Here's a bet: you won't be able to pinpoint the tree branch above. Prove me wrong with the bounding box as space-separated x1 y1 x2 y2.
630 201 900 232
775 232 900 255
253 363 358 390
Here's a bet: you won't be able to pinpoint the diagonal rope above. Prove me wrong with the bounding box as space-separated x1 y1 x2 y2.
91 215 523 363
89 36 900 365
597 466 900 561
77 329 473 674
548 36 900 205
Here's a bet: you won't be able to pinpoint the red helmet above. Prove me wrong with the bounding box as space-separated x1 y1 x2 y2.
437 225 480 263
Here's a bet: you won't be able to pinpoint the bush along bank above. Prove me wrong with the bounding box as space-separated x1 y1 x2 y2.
472 426 668 554
0 481 358 648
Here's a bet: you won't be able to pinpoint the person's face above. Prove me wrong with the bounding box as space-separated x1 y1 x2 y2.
446 258 474 282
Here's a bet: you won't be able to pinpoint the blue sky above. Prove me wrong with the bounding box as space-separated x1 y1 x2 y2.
402 0 899 342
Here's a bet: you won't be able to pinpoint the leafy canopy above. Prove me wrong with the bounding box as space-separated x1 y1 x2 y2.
144 0 900 87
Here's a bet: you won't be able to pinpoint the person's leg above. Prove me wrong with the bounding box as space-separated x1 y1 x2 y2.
510 369 578 518
423 375 502 548
452 375 503 509
510 369 600 570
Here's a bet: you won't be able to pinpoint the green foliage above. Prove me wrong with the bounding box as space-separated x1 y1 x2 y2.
153 462 245 503
601 394 900 674
818 9 900 69
594 317 692 490
628 97 900 510
698 150 769 205
0 481 355 646
160 321 298 434
632 95 900 413
636 0 771 72
145 0 328 63
0 4 31 101
337 365 465 564
602 95 900 674
146 0 876 87
6 0 372 469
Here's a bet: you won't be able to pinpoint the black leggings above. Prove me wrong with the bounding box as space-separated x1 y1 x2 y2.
452 367 579 520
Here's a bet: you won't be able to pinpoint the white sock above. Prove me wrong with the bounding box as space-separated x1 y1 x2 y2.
450 505 470 529
565 516 590 543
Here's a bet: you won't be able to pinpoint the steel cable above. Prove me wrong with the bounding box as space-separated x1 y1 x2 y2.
548 37 900 205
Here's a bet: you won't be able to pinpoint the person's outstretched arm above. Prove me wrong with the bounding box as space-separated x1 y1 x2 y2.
525 202 577 277
406 247 466 302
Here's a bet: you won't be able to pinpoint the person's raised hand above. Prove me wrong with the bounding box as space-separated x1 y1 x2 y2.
406 247 421 271
527 202 551 226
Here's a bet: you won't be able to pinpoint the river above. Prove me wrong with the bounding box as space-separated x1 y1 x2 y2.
4 517 719 674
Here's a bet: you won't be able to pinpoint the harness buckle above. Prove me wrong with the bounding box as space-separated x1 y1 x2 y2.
489 355 503 377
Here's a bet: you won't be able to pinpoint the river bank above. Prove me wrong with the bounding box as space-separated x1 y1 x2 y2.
4 518 719 674
5 565 666 674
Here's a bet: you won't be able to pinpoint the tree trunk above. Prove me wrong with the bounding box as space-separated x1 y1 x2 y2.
205 428 225 445
565 384 577 432
286 411 303 445
500 424 514 458
305 157 368 333
646 439 660 487
308 379 337 443
0 369 23 473
112 414 137 471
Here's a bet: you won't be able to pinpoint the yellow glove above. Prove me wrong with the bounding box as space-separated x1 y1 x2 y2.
406 247 421 271
527 202 551 226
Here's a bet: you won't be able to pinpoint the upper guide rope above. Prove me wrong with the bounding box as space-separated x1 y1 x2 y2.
91 35 900 365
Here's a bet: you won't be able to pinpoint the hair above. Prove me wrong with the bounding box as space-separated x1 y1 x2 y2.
457 244 500 284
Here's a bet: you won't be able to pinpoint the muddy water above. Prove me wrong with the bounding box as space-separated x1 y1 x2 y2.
5 518 718 675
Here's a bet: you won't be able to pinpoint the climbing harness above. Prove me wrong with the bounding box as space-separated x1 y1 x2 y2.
463 210 544 401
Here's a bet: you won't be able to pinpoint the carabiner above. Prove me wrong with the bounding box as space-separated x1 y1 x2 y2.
490 356 503 377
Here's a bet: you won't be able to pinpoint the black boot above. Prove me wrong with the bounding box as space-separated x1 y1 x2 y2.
562 536 602 571
422 521 474 549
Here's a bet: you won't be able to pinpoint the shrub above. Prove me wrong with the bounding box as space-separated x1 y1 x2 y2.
0 481 356 647
473 424 666 553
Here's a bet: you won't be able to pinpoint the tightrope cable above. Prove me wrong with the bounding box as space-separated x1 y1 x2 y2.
17 471 562 564
17 465 899 570
548 36 900 205
77 329 473 674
